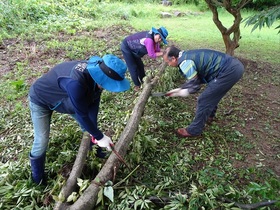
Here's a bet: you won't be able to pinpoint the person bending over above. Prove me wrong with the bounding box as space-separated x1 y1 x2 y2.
28 54 130 184
121 26 168 91
163 46 244 137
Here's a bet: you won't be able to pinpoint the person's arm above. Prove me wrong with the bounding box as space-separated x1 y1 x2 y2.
179 59 197 79
65 80 104 140
167 60 202 97
144 38 162 58
179 59 202 93
155 42 161 53
180 76 201 94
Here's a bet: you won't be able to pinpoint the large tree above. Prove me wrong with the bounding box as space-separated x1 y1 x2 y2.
204 0 252 55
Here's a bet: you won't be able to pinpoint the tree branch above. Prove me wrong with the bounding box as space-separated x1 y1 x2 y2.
205 0 227 33
54 133 91 210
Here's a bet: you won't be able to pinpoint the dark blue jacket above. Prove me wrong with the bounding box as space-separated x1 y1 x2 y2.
29 61 103 139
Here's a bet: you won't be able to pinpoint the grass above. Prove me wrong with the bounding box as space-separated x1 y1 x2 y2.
0 1 279 209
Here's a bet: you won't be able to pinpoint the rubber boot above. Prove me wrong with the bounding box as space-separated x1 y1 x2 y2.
29 152 47 185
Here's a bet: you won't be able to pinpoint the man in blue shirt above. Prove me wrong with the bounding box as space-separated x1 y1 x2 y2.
28 54 130 184
163 46 244 137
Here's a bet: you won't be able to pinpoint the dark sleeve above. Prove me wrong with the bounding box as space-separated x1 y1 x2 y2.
64 79 103 140
180 77 202 94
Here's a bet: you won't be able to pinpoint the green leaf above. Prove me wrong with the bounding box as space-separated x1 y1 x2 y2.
96 188 103 205
67 192 78 202
134 199 142 210
77 177 83 187
104 186 114 202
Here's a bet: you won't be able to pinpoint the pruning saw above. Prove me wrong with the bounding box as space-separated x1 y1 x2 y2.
151 92 171 97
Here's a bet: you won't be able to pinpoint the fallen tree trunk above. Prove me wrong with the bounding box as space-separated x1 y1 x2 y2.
54 63 167 210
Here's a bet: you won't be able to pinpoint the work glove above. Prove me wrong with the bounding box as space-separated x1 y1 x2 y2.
95 134 113 151
166 88 190 97
90 136 107 158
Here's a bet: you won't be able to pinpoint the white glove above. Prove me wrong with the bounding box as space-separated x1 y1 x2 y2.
166 88 190 97
96 134 113 151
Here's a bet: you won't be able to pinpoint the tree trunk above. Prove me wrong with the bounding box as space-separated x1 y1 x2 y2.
204 0 251 55
54 63 167 210
222 30 240 56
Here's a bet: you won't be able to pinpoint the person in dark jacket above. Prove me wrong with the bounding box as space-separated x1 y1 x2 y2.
121 26 168 91
163 45 244 137
28 54 130 184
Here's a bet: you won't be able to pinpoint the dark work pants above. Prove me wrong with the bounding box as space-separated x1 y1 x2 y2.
187 58 244 136
121 42 145 87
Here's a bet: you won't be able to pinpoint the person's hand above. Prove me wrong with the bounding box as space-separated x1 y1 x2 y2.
96 134 113 151
166 88 190 97
156 52 164 57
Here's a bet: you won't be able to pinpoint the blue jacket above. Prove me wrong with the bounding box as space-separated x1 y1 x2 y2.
29 61 103 139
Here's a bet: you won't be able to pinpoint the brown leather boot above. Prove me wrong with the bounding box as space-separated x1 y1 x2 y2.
177 128 200 138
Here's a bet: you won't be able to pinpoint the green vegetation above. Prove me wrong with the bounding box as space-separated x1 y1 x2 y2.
0 0 279 209
244 5 280 34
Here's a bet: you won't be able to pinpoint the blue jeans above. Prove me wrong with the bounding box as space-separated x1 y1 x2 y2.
29 97 53 157
187 58 244 135
28 97 89 157
29 97 83 157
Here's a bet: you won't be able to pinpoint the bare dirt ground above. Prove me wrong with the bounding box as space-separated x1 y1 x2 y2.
229 58 280 176
0 26 279 178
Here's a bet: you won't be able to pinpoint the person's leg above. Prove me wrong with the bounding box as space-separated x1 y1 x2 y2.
30 102 52 157
209 106 218 118
134 57 145 84
206 105 218 124
121 42 141 87
186 90 221 135
29 98 52 184
186 59 244 136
